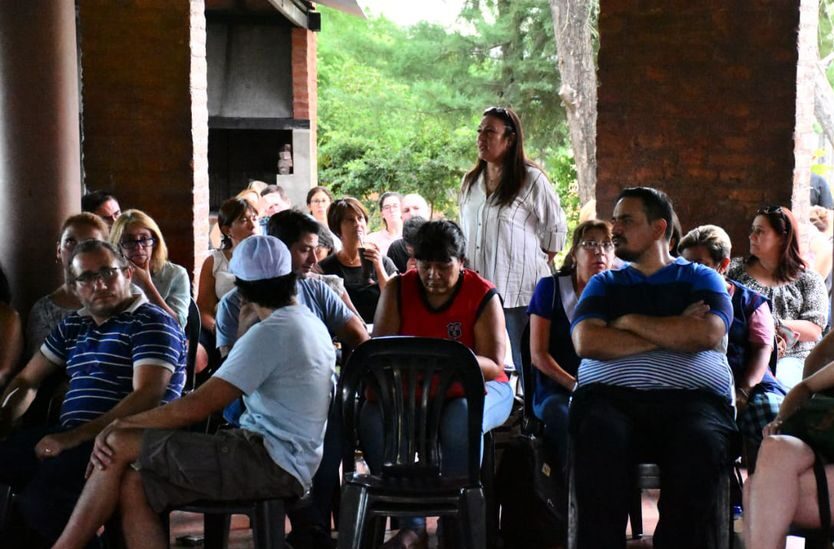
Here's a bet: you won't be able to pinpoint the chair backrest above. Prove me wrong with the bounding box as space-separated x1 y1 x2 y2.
340 336 486 485
185 298 201 392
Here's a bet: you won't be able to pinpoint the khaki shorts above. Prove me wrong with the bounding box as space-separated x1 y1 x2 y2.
135 428 303 512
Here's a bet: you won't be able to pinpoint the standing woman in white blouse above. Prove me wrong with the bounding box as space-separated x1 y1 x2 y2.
459 106 568 381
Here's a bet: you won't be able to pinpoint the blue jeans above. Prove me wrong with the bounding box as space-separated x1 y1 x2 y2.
534 390 571 472
359 380 514 531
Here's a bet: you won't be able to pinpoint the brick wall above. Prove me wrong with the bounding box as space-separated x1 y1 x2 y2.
292 27 318 184
78 0 209 284
597 1 803 253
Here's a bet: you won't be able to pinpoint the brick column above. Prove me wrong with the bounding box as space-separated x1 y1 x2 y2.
78 0 209 284
597 2 802 251
292 27 318 186
0 0 81 315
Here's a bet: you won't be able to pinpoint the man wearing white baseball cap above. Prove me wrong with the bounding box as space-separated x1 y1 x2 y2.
54 236 336 549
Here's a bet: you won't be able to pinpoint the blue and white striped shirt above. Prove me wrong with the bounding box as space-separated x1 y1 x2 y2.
571 258 734 401
40 294 186 428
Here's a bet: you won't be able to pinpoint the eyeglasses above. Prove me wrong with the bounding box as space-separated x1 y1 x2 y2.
483 106 517 133
579 240 615 251
119 237 156 250
73 266 127 287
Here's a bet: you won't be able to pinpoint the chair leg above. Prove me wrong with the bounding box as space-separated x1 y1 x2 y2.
716 467 731 549
458 487 486 549
337 483 370 549
566 450 578 549
0 484 13 532
481 431 498 548
203 513 231 549
629 487 643 539
252 499 286 549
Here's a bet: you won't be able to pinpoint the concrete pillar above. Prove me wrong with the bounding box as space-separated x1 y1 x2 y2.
0 0 82 315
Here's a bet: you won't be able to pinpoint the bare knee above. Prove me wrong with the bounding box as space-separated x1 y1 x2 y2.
757 435 815 474
105 428 144 466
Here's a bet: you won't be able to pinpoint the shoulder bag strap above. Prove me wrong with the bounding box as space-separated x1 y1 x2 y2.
812 452 832 537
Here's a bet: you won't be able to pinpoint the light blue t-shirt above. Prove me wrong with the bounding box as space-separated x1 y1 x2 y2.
214 305 336 490
215 277 354 348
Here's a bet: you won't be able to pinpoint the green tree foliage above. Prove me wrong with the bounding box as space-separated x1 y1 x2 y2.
317 3 578 225
821 0 833 84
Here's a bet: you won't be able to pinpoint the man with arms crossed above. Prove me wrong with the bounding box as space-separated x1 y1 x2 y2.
571 187 736 548
0 240 185 544
54 235 335 549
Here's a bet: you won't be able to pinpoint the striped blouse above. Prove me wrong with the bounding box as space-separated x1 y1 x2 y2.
459 165 567 308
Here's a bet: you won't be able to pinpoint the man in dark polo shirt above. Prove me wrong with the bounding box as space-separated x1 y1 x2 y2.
0 240 185 544
570 187 736 548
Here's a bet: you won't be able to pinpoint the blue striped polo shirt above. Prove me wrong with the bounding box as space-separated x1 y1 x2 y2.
571 258 734 400
40 294 186 428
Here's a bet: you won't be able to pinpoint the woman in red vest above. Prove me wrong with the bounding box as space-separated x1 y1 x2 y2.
364 219 513 548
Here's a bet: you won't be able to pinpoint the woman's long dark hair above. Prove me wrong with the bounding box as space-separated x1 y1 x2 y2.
461 106 534 208
218 198 255 250
747 205 806 283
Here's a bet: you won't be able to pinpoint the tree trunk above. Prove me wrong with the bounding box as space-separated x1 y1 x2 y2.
816 63 834 147
549 0 597 204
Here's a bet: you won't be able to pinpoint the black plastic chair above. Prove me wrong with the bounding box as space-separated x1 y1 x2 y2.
184 298 201 393
166 494 309 549
337 336 487 549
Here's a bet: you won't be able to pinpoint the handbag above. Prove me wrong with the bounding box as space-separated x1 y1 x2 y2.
780 394 834 538
780 393 834 461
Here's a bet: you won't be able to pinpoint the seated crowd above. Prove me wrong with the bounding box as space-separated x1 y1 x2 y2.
0 135 832 548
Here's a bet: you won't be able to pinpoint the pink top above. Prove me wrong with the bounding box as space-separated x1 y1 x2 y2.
365 229 400 256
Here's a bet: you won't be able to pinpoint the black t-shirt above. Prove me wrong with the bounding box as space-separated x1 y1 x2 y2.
386 239 410 273
318 254 398 323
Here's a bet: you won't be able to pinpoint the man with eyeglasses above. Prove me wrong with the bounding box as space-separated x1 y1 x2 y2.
0 240 186 545
570 187 736 548
54 235 335 549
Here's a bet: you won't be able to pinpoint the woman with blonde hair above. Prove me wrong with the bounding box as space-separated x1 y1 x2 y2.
110 209 190 327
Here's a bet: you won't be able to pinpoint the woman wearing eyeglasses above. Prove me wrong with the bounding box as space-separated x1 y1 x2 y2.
727 206 828 389
306 185 341 252
26 213 109 359
365 191 403 256
527 220 614 486
460 106 568 384
110 210 189 328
